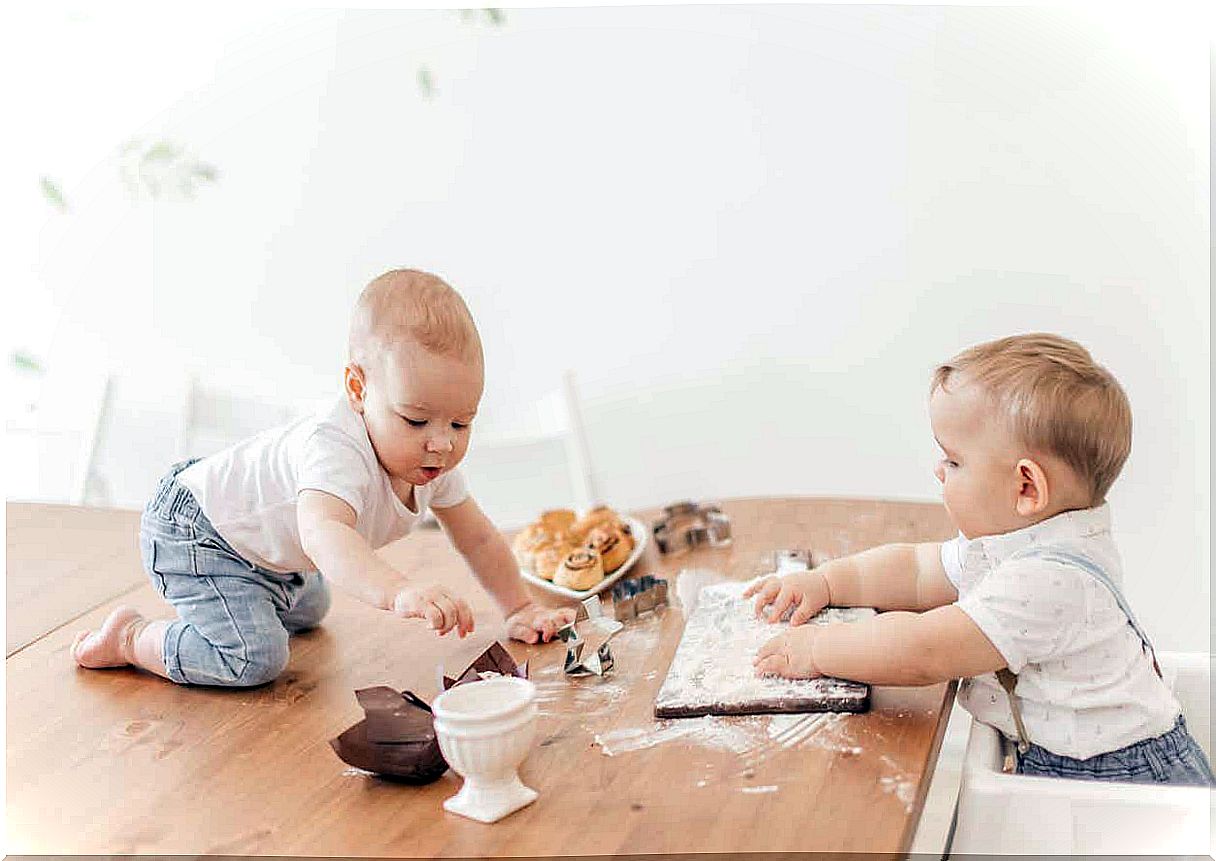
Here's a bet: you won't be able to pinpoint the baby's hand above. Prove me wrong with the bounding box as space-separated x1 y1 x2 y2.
753 626 822 679
392 584 475 638
505 602 577 644
742 571 830 625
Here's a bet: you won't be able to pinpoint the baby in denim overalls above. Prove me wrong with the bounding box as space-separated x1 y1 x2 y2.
748 333 1212 785
72 269 575 687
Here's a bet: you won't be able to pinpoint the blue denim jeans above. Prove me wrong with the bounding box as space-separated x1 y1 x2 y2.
139 460 331 687
1017 715 1215 786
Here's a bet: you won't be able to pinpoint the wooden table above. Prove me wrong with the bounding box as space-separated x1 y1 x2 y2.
6 497 955 857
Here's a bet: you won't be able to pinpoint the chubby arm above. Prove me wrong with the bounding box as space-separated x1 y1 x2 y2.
297 489 474 635
433 497 575 643
746 541 958 624
823 542 959 611
297 489 405 610
754 604 1006 685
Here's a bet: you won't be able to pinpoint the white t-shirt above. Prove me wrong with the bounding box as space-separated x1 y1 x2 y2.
178 397 469 574
942 504 1181 759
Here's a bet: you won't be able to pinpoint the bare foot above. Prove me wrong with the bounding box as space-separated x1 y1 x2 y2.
71 606 146 669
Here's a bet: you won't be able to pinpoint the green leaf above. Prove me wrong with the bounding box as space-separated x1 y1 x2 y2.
39 176 69 212
417 65 436 99
142 140 181 164
190 162 219 183
12 351 44 374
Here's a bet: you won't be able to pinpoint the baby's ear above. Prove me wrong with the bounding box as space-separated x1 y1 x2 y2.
1014 458 1050 517
344 363 367 412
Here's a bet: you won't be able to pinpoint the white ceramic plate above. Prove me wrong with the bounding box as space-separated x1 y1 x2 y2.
519 515 649 600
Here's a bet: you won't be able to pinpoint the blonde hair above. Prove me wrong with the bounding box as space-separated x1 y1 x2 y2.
931 333 1132 504
348 269 483 371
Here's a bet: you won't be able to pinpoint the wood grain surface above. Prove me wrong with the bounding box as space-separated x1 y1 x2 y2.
6 497 955 856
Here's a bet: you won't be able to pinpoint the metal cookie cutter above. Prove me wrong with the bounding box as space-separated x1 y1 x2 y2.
768 549 816 575
611 575 669 622
652 501 732 555
557 596 623 676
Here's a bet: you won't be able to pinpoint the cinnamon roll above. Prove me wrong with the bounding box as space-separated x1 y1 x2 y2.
553 548 605 591
531 538 575 581
585 525 633 573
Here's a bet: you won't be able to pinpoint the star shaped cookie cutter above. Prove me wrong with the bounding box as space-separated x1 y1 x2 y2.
557 596 624 676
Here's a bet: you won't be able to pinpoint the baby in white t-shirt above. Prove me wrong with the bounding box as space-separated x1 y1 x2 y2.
71 269 575 687
748 333 1213 785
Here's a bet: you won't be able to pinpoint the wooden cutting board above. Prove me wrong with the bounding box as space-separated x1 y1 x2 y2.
654 580 875 718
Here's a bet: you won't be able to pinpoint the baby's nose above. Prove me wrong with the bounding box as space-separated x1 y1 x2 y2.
427 433 454 453
933 462 945 483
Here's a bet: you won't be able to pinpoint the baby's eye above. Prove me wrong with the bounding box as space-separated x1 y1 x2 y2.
451 422 469 430
403 417 427 428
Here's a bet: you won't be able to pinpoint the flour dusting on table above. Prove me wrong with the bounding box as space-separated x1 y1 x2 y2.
654 580 876 717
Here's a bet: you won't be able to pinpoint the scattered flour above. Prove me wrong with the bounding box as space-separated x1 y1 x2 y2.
740 784 779 794
654 580 875 716
879 774 916 810
594 715 766 757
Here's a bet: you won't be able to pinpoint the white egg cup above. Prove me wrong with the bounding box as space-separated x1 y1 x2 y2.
431 675 539 823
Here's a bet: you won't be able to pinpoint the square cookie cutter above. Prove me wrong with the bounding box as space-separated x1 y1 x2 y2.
610 574 669 622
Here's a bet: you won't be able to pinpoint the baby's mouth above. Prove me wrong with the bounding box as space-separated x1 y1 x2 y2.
419 465 443 480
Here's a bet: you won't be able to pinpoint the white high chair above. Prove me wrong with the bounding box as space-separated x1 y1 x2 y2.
950 650 1213 855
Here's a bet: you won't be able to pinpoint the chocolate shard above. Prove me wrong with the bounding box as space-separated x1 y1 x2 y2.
441 641 529 690
356 686 435 744
330 687 448 783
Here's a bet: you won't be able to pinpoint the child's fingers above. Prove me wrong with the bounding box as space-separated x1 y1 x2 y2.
751 580 781 616
557 607 577 626
744 576 776 601
423 603 446 631
753 653 790 678
789 600 818 626
766 588 798 623
455 599 475 638
434 596 462 634
514 622 540 644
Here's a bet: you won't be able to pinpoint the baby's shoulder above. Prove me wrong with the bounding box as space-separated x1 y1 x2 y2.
985 550 1093 605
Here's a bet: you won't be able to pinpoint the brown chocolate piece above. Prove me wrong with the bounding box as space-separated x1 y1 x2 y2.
329 687 448 783
441 641 528 690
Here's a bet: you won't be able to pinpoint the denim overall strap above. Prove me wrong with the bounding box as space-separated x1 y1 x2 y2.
1019 549 1161 675
994 548 1161 767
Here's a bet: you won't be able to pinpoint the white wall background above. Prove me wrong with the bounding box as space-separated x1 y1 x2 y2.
5 4 1209 651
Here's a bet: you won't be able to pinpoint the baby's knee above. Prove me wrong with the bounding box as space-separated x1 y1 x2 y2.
285 575 332 633
210 632 290 687
237 636 291 686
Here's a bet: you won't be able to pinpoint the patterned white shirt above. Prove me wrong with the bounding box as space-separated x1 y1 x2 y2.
941 504 1181 759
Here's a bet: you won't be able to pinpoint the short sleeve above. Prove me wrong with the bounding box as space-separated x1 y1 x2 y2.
954 559 1087 673
427 467 470 510
940 534 966 588
295 429 375 518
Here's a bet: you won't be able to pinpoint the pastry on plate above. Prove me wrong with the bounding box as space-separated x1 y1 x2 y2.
570 505 624 540
553 548 605 591
511 523 551 571
539 509 577 533
531 538 575 582
585 524 633 574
